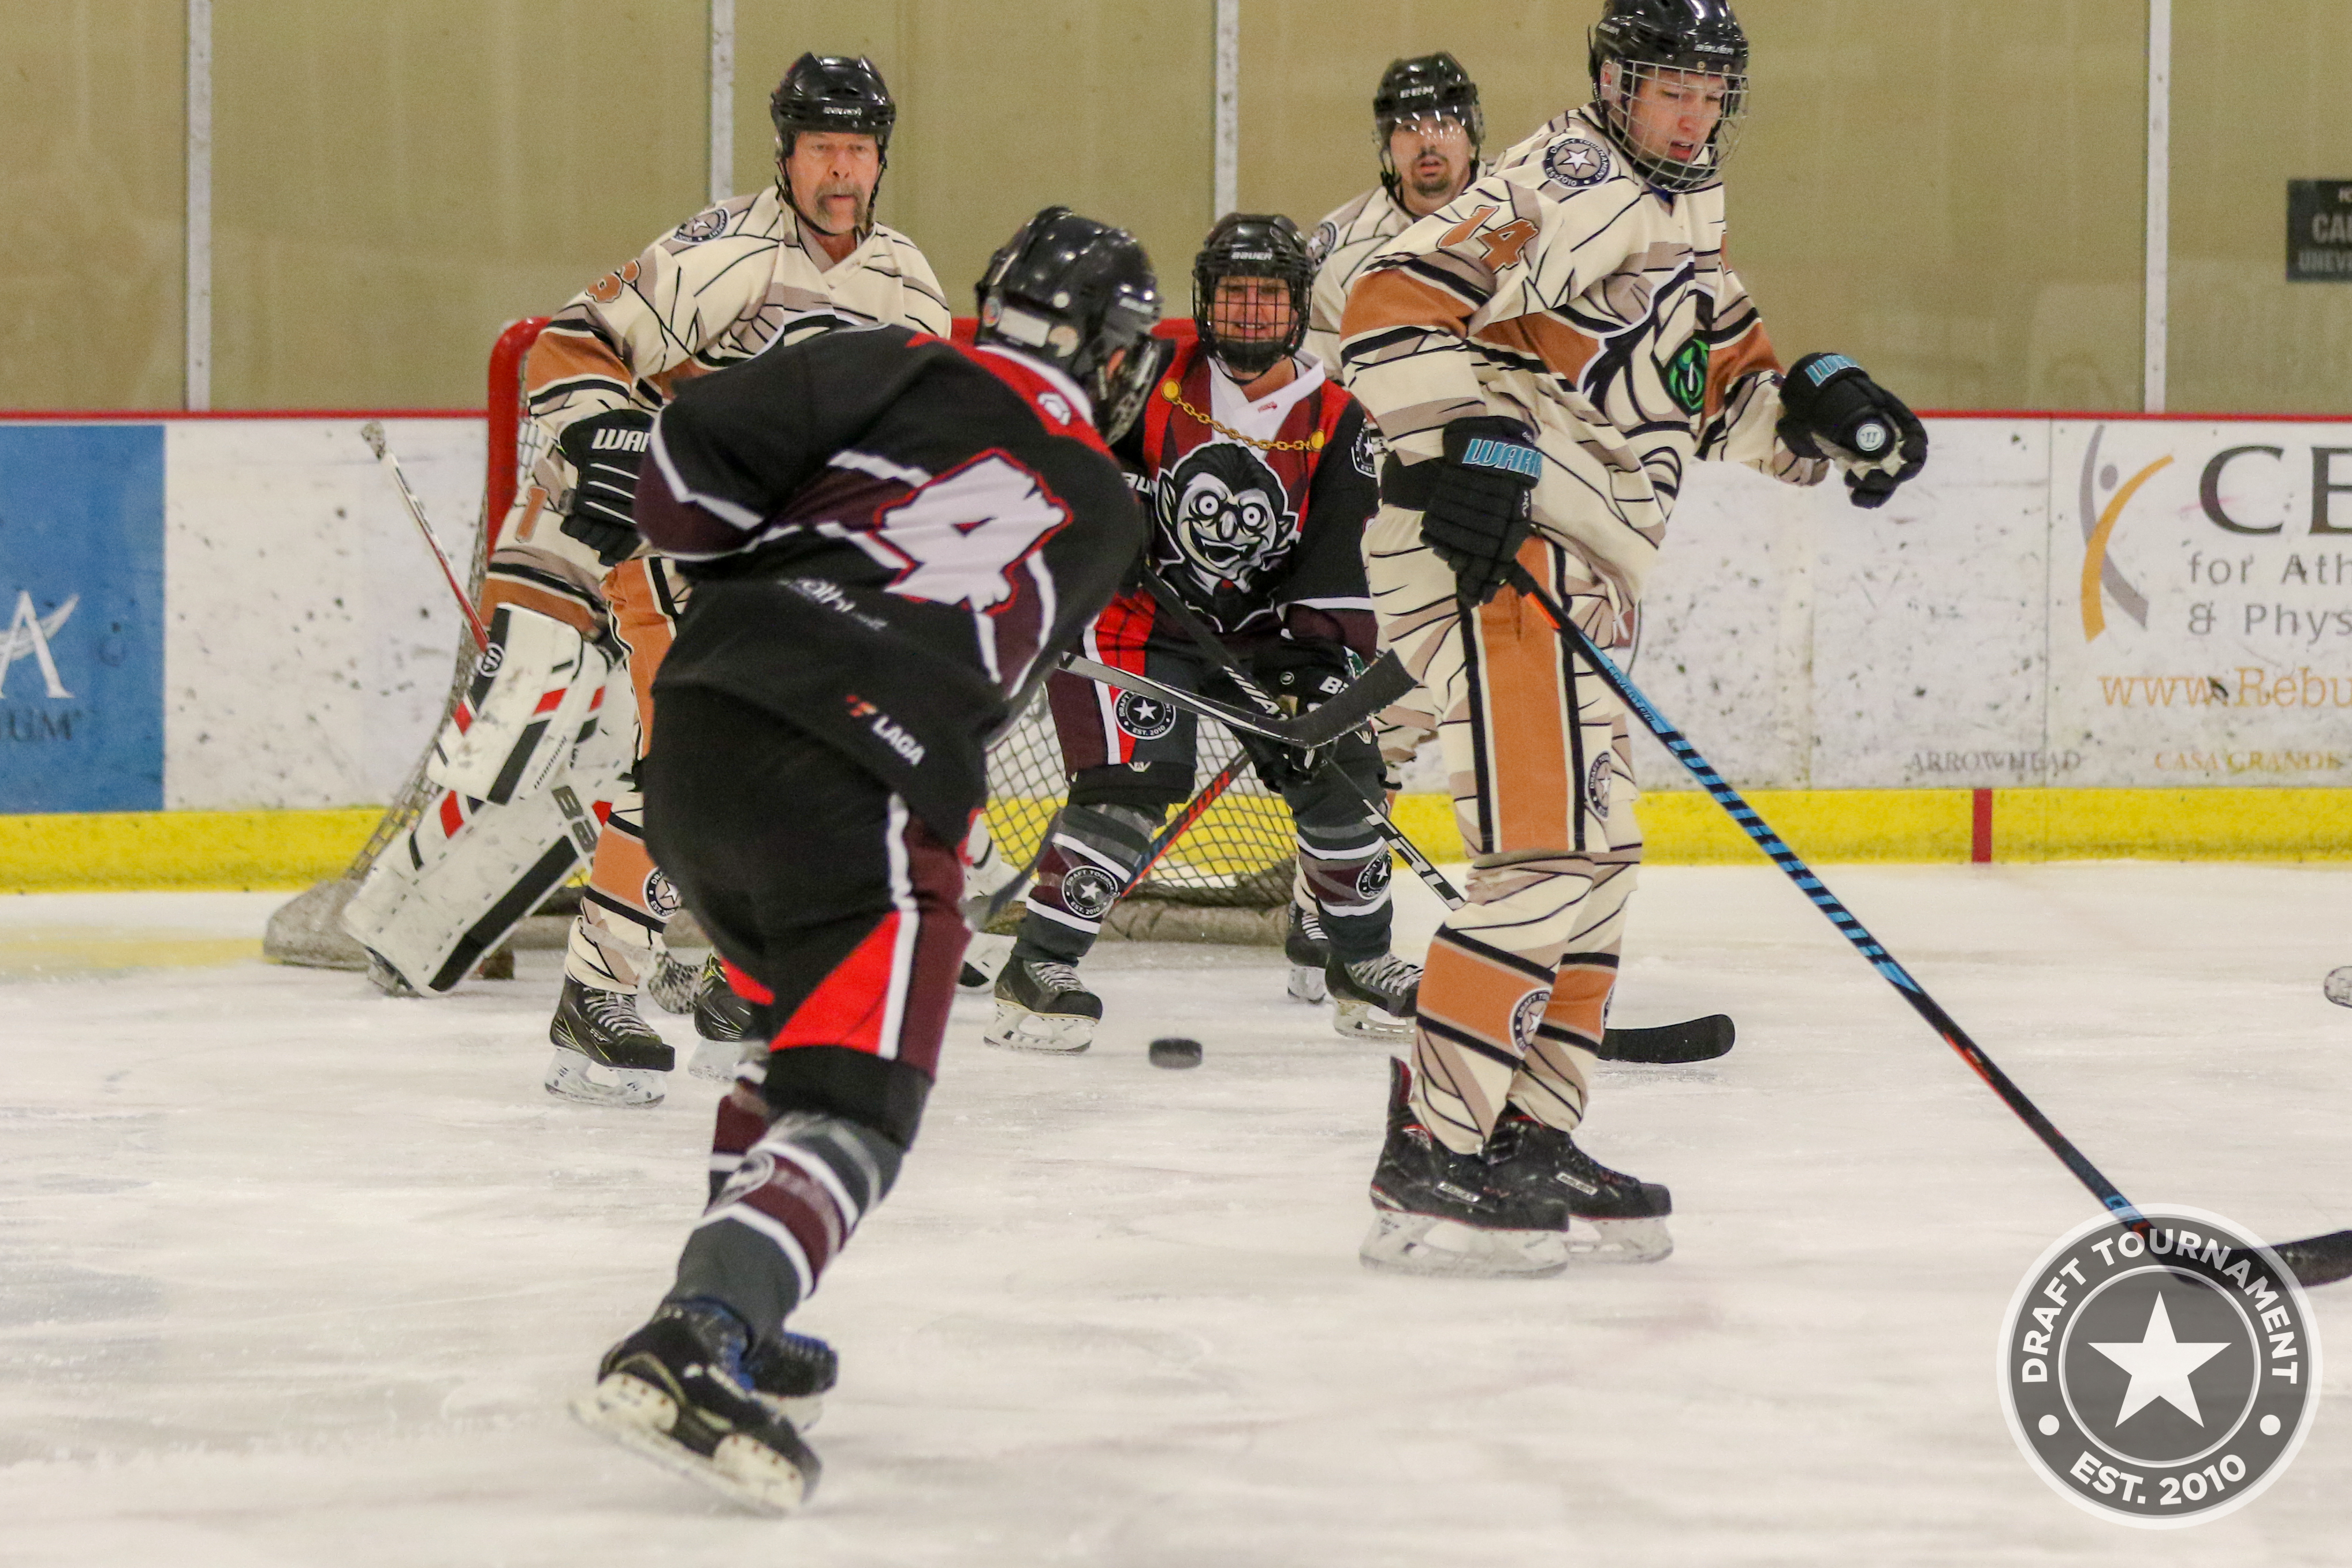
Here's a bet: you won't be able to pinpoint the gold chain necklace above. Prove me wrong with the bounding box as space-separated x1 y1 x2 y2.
1159 378 1326 453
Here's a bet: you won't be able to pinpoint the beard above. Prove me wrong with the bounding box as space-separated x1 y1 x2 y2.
1405 161 1461 203
797 180 872 234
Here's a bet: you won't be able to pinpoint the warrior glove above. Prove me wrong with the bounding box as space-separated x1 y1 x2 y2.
1421 417 1542 605
1777 353 1928 510
557 408 657 566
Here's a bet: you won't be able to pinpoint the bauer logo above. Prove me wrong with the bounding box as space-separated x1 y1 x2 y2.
0 426 165 811
1999 1206 2320 1528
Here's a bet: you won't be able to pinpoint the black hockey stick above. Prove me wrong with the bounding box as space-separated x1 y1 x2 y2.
1062 650 1412 754
1506 564 2352 1288
1133 568 1465 910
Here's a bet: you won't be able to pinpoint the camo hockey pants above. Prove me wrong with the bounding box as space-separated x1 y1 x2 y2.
1366 506 1642 1156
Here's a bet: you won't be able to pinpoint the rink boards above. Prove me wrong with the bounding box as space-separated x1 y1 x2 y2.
1 411 2349 887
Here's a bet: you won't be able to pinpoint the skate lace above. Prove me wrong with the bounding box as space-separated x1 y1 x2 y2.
1028 960 1086 994
580 985 649 1031
1345 954 1419 993
1296 908 1327 941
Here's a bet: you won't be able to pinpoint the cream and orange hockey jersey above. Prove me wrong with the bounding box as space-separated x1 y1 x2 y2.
1338 107 1826 627
1302 167 1487 375
485 183 953 635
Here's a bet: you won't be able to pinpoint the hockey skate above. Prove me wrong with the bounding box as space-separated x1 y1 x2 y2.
1326 952 1419 1042
1360 1060 1571 1279
984 955 1101 1053
572 1299 821 1517
1284 905 1330 1004
1487 1108 1674 1264
685 958 758 1081
546 975 675 1107
958 932 1015 992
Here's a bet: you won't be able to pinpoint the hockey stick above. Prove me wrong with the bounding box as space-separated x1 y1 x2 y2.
1504 564 2352 1288
1063 646 1413 754
1132 569 1464 910
361 420 491 652
976 751 1246 926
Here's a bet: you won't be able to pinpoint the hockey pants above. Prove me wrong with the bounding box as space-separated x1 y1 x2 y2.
1367 505 1643 1156
642 687 968 1339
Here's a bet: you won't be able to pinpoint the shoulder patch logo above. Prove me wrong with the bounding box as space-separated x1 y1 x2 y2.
1351 420 1383 479
1543 137 1612 189
673 207 730 243
1308 220 1338 268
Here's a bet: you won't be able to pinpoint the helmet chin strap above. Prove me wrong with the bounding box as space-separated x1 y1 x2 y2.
775 133 884 242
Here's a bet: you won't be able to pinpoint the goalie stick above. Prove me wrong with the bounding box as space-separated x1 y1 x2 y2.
1504 564 2352 1288
361 420 490 652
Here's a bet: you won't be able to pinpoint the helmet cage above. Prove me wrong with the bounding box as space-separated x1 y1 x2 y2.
1191 217 1313 381
1590 53 1748 194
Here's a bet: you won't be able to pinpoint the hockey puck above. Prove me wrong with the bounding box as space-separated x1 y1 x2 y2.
1148 1037 1203 1070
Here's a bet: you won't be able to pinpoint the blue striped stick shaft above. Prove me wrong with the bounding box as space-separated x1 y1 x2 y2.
1504 565 2143 1224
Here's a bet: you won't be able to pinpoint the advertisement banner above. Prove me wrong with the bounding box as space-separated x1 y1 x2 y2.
0 426 166 811
2048 421 2352 789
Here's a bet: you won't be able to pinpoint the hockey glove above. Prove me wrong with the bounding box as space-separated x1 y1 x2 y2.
1776 353 1928 510
556 408 656 566
1421 416 1541 605
1251 638 1354 709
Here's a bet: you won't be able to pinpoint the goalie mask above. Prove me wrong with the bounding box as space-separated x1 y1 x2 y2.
771 53 895 236
1190 213 1313 382
974 207 1166 444
1588 0 1750 195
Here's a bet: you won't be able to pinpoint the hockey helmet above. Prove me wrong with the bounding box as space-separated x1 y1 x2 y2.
1587 0 1750 193
1372 53 1484 149
771 54 896 232
974 208 1166 442
1191 213 1314 381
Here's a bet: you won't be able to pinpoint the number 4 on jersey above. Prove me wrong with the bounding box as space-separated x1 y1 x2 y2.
865 452 1070 612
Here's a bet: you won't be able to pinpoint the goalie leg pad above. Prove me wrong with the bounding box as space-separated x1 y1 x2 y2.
343 715 635 993
427 604 613 805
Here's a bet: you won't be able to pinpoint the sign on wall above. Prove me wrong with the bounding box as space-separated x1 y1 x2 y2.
0 427 165 811
2286 180 2352 282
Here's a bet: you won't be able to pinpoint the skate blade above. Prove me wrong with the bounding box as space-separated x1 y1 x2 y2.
1564 1215 1674 1265
686 1035 744 1083
1331 997 1411 1043
754 1391 825 1432
544 1046 668 1107
2326 966 2352 1008
982 1002 1093 1054
571 1374 810 1517
959 934 1014 991
1286 964 1328 1004
1357 1210 1569 1279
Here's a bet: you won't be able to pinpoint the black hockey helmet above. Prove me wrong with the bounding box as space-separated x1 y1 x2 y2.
1373 53 1484 149
974 207 1166 442
1587 0 1750 193
771 54 896 231
1191 213 1314 381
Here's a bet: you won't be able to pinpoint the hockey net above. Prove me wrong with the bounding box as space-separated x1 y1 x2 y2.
262 319 1293 969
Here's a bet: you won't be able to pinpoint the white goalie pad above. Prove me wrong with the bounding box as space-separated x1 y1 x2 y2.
427 605 613 805
344 705 636 993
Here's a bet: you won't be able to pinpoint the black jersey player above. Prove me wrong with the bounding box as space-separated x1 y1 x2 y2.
988 213 1422 1052
570 208 1160 1513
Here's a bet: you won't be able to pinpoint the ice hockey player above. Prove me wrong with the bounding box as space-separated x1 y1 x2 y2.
1303 53 1488 374
1339 0 1927 1276
988 212 1420 1053
340 55 951 1108
570 208 1160 1514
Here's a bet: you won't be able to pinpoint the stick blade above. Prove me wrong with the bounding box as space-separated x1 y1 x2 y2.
2273 1228 2352 1288
359 420 387 458
1282 650 1413 747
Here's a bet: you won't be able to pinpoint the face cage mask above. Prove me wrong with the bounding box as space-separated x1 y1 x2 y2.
1594 58 1748 195
1194 270 1311 381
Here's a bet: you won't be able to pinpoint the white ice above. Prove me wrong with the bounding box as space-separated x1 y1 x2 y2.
1 865 2347 1566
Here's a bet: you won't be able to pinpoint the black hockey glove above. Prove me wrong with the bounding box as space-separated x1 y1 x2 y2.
1421 416 1541 605
556 408 656 566
1251 639 1353 709
1206 668 1323 794
1776 353 1928 510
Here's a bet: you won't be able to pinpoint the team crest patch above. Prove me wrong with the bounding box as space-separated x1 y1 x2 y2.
1543 137 1612 188
673 207 730 243
1586 755 1616 821
1115 691 1177 740
1355 856 1392 901
714 1150 775 1207
1308 220 1337 267
1509 986 1550 1051
1351 419 1383 479
1059 865 1120 921
1664 338 1709 415
643 869 682 920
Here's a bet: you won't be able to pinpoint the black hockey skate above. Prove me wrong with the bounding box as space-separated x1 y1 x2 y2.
984 953 1101 1053
572 1299 821 1516
1487 1108 1674 1264
1326 952 1420 1043
686 958 760 1082
1360 1059 1571 1278
546 975 675 1108
1596 1014 1736 1064
1285 904 1330 1004
743 1328 839 1431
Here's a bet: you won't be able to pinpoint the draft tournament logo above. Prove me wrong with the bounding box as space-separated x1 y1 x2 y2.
1999 1206 2320 1527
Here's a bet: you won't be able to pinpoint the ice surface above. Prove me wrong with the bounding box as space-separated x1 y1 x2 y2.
1 865 2346 1566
